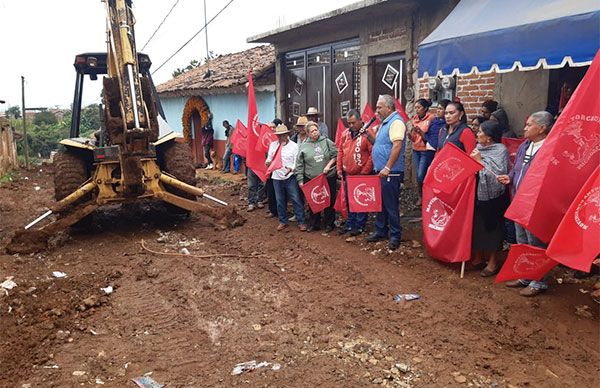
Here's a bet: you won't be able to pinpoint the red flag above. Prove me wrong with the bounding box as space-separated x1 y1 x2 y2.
246 70 268 182
423 142 483 193
361 103 380 129
346 175 382 213
495 244 558 283
231 119 247 158
501 137 526 170
335 118 347 148
546 165 600 272
422 176 476 263
266 143 283 175
255 124 277 153
505 52 600 242
394 97 409 122
334 175 348 219
300 174 331 214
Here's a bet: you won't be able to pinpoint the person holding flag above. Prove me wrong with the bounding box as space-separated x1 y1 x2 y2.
497 111 554 296
296 121 338 232
362 94 407 251
409 98 435 205
469 121 509 277
263 119 282 219
265 124 306 231
336 109 373 236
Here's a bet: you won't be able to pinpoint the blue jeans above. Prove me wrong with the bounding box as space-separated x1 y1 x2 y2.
247 168 265 205
413 150 435 187
343 175 367 231
233 154 242 173
515 223 548 290
273 177 305 225
222 145 232 172
374 172 403 242
266 178 278 216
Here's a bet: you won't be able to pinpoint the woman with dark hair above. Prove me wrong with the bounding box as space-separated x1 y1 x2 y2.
490 109 517 138
469 121 509 276
410 98 435 202
471 115 488 135
437 101 477 154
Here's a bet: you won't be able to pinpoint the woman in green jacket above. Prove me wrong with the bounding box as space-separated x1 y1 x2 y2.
295 121 338 232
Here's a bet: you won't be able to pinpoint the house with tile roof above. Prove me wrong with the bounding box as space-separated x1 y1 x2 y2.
157 44 276 166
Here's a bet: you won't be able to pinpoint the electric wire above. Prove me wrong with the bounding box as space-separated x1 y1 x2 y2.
140 0 181 51
151 0 235 75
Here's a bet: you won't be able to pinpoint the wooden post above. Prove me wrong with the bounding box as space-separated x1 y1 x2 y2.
460 261 465 279
21 76 29 168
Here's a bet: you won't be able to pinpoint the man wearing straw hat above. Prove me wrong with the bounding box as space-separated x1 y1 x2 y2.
265 124 307 231
306 107 329 138
291 115 309 144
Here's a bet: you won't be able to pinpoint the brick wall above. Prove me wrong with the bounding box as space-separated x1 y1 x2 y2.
417 72 496 119
455 73 496 119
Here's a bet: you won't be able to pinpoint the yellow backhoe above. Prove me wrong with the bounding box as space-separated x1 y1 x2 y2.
8 0 243 253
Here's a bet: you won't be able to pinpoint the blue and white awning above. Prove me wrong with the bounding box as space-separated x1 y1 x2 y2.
418 0 600 77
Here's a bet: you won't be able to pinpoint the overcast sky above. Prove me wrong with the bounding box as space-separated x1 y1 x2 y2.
0 0 356 112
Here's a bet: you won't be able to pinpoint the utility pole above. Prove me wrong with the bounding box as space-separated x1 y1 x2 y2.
21 76 29 169
203 0 211 77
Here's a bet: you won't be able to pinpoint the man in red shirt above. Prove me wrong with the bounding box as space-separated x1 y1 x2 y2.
337 109 374 236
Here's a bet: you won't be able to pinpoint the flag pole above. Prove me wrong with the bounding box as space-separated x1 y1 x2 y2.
460 261 465 278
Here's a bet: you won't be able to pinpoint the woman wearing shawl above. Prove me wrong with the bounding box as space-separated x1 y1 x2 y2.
469 121 509 277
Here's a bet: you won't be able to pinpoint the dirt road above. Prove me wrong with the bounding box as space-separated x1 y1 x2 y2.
1 167 598 387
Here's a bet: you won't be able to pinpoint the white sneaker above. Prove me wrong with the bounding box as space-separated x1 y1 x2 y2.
205 164 214 170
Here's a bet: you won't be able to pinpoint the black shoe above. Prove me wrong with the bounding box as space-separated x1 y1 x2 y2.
307 225 321 232
388 240 400 250
365 233 385 242
337 228 350 236
324 225 335 233
349 228 363 237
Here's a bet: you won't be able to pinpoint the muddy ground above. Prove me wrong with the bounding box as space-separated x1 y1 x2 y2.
0 166 598 387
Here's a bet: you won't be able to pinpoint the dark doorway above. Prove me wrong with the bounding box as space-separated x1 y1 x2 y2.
191 111 205 166
283 39 360 137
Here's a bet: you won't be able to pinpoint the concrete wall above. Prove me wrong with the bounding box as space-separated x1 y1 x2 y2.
494 70 549 136
160 91 276 142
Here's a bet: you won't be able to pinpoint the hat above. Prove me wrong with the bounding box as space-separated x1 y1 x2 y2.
274 124 290 135
305 107 320 116
295 116 308 126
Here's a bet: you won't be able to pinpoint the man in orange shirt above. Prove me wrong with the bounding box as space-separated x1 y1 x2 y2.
337 109 374 236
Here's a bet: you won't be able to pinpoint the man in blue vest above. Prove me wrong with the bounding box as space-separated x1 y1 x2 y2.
361 94 407 250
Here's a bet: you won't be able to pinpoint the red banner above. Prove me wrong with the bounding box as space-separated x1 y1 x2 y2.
394 97 409 122
246 70 268 182
346 175 382 213
335 118 347 148
546 166 600 272
255 124 277 153
231 119 247 158
422 176 476 263
300 174 331 214
495 244 558 283
423 142 483 193
505 51 600 242
266 143 283 175
501 137 526 170
333 175 348 219
361 103 380 129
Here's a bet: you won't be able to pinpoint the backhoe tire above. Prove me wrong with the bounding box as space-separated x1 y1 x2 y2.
53 149 91 202
158 141 196 213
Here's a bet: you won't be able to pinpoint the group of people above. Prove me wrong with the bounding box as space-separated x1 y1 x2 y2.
221 95 563 298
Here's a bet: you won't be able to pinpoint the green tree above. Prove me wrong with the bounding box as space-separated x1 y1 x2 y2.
171 53 213 78
80 104 101 136
5 105 21 119
33 111 57 126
